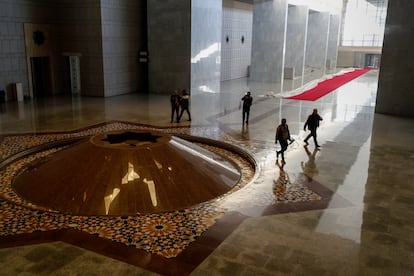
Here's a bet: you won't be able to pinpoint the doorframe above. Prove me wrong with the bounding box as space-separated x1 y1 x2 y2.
24 23 55 99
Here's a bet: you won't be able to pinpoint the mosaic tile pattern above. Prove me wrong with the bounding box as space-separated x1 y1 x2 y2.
0 148 66 211
272 173 322 203
0 197 224 257
0 122 254 258
0 122 323 259
72 205 224 258
0 200 71 235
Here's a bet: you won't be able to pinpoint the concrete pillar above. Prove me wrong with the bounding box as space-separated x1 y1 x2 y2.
147 0 221 96
190 0 222 96
147 0 191 94
326 14 341 74
376 0 414 118
221 0 253 82
101 0 147 97
305 11 330 80
250 0 288 93
284 5 308 90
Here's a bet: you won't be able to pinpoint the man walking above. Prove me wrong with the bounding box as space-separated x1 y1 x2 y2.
304 108 323 148
275 118 292 164
170 89 180 123
241 91 253 124
178 89 191 122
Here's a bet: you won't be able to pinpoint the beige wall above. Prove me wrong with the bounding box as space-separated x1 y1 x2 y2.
337 46 382 68
223 0 252 10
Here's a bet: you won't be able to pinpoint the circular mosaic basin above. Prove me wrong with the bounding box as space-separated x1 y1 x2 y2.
12 130 243 216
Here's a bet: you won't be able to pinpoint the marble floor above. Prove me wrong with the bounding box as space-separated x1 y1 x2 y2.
0 69 414 275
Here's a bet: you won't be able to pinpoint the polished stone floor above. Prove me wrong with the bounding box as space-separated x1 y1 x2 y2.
1 69 414 275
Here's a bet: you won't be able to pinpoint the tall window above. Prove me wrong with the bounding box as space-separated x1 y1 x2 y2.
341 0 387 47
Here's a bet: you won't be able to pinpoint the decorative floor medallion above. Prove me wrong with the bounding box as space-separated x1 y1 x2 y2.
0 122 255 258
0 121 331 263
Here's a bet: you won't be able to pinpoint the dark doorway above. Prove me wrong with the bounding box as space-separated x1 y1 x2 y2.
365 54 381 68
30 57 52 97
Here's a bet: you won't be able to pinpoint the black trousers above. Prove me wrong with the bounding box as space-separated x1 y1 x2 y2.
171 106 179 122
179 107 191 121
277 139 288 161
242 107 250 123
304 128 319 146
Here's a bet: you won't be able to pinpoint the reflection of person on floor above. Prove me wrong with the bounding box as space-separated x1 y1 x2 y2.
241 91 253 124
275 118 292 164
301 145 319 180
242 123 249 139
304 108 323 148
170 89 180 123
273 159 290 195
178 89 191 122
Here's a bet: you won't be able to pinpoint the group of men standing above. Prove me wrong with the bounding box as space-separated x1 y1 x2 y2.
170 89 191 123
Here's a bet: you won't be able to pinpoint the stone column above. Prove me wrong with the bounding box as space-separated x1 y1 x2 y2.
326 14 341 74
147 0 222 96
190 0 222 96
376 0 414 117
284 5 308 91
305 11 330 80
250 0 288 93
101 0 147 97
147 0 191 94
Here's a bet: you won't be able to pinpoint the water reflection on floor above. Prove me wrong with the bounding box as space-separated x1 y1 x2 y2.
1 69 414 275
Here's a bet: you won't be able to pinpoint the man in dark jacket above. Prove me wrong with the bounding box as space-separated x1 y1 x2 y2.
275 118 292 164
241 91 253 124
170 89 180 123
304 108 323 148
178 89 191 122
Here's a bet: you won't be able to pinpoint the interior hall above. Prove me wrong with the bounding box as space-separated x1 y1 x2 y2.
1 0 414 275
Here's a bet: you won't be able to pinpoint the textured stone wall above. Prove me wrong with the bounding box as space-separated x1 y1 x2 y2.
101 0 147 97
250 0 288 90
0 0 55 99
0 0 148 98
305 11 330 78
285 5 308 80
147 0 191 94
221 0 253 81
326 14 340 73
0 0 105 97
191 0 222 95
56 0 104 97
376 0 414 117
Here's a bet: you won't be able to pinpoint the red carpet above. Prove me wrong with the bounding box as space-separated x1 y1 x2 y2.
287 68 372 101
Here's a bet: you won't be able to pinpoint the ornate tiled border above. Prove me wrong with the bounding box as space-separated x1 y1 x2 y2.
0 121 342 275
0 122 256 258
